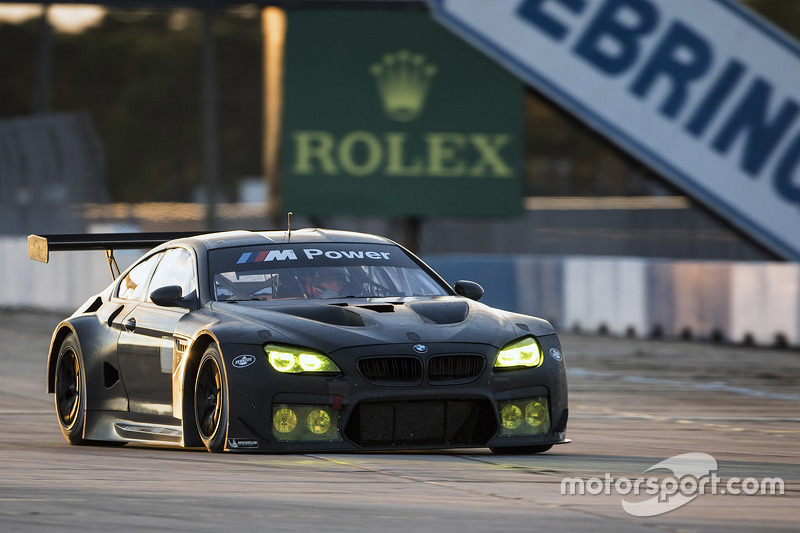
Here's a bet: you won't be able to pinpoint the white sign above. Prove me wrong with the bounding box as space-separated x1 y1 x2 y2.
429 0 800 260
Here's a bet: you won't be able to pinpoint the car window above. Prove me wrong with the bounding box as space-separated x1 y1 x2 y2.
208 243 449 301
117 252 163 301
147 248 197 302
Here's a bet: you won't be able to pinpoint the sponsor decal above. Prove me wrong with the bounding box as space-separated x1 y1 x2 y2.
413 344 428 354
227 438 259 449
282 11 523 218
237 249 297 264
303 249 391 261
549 348 563 361
232 354 256 368
371 49 437 122
237 248 391 264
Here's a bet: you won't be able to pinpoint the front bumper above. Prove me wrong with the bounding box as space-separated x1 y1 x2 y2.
221 334 569 452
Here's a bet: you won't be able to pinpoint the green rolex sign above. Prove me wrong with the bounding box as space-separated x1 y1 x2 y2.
283 11 523 217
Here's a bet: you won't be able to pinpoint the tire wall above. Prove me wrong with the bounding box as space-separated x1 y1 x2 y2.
2 237 796 347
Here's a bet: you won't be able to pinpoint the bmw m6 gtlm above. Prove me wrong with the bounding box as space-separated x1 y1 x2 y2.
29 229 569 453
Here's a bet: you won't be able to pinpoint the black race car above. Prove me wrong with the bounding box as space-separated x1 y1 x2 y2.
28 229 568 453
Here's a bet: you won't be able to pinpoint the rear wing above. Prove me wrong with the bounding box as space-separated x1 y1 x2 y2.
28 232 205 279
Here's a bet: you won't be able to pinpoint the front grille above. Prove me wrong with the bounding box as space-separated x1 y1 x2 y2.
357 356 423 385
344 399 497 448
428 355 485 384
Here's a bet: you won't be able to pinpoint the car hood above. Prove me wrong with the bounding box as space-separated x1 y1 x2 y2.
207 297 554 353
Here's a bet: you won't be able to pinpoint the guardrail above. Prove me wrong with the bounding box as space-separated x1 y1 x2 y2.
2 236 795 347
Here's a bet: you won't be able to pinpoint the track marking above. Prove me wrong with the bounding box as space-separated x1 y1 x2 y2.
569 368 800 401
0 498 85 502
573 404 800 435
310 454 689 533
571 415 800 422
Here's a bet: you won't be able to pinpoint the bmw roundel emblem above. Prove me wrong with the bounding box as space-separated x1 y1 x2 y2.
413 344 428 354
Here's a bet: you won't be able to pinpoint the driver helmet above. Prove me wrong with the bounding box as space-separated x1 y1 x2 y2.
315 267 349 285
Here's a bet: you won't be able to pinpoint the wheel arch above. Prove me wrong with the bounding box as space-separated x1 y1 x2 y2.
180 332 218 447
47 323 79 394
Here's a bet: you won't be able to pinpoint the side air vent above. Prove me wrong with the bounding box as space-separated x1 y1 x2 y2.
103 362 119 388
357 356 423 386
107 305 124 327
82 297 103 314
175 337 189 353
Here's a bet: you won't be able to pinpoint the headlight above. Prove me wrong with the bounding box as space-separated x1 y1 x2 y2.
265 344 341 374
494 337 543 369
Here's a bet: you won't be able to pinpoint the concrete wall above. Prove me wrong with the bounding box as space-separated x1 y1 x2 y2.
427 255 800 347
2 237 796 347
0 237 121 313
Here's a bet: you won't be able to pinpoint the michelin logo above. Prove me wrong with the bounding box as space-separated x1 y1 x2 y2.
237 249 391 264
228 438 259 449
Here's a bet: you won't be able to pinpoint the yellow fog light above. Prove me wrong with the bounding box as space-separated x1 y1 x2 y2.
525 400 547 428
271 404 343 442
501 403 523 429
265 344 340 374
273 407 297 434
307 409 332 435
494 337 543 369
498 397 550 436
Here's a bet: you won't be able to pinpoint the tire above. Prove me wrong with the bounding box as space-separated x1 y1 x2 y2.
490 444 553 455
54 334 86 445
194 345 228 452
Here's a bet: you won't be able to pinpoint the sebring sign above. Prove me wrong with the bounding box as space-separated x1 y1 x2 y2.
430 0 800 260
282 11 523 217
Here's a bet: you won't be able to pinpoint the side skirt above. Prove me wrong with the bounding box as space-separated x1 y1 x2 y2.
84 410 185 446
114 422 182 445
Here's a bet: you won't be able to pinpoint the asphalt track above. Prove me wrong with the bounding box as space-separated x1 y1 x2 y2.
0 310 797 532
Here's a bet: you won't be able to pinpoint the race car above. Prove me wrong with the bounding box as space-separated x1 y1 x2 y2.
28 229 568 453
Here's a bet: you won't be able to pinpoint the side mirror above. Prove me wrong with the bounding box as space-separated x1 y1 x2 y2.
150 285 197 309
454 280 484 301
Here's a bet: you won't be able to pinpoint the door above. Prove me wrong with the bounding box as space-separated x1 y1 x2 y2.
115 247 197 416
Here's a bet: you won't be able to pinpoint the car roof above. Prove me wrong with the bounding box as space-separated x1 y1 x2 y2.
170 228 397 252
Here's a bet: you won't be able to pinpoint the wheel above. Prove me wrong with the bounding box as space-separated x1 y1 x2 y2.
54 334 86 444
490 444 553 455
194 345 228 452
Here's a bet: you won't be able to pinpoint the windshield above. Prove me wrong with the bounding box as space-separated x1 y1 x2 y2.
208 243 450 301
